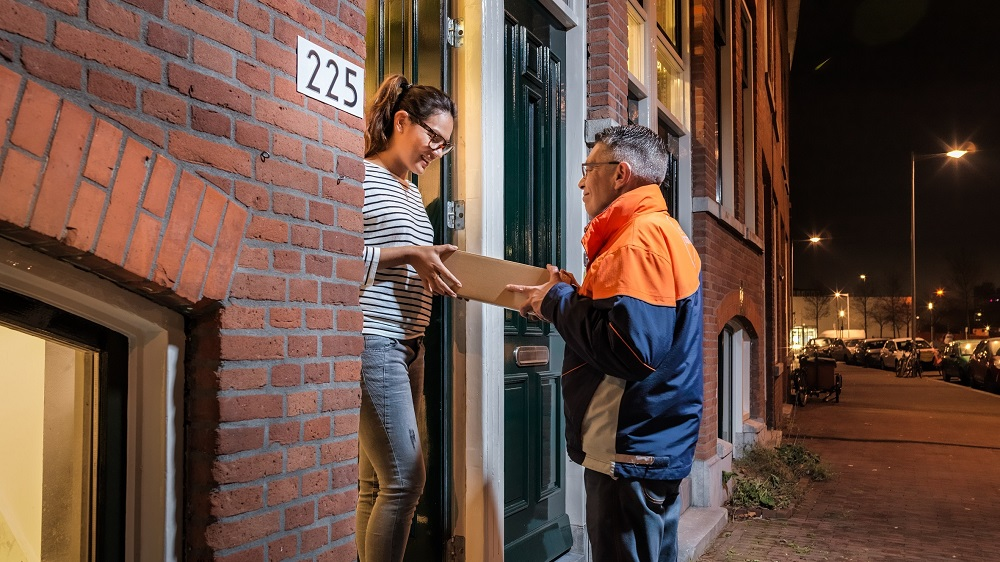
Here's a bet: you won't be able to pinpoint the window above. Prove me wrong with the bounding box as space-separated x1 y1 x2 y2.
0 288 128 561
628 94 641 125
627 5 646 84
0 238 184 561
626 0 690 232
714 27 725 205
657 122 680 213
627 0 688 131
657 0 680 48
714 0 726 34
655 41 683 120
741 5 756 234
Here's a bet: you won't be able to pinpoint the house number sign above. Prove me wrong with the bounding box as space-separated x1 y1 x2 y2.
296 36 364 118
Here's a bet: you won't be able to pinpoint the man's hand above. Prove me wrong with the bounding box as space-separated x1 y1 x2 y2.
557 269 579 288
410 244 462 297
505 264 562 321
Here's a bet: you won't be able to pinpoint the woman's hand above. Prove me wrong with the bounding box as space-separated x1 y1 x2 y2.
409 244 462 297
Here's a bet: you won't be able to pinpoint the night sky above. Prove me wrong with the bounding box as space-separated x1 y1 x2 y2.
790 0 1000 302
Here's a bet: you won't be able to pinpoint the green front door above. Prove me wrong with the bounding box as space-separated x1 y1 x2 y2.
365 1 453 559
502 3 572 560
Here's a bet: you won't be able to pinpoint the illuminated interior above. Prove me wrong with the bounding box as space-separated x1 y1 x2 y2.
0 324 97 561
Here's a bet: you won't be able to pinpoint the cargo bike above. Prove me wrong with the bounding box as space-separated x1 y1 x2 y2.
790 354 842 406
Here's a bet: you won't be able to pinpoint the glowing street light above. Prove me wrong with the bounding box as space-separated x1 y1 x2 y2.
928 301 935 343
911 145 972 348
834 291 850 336
790 235 825 331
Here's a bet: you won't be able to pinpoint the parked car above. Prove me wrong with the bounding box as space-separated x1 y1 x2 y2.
804 337 849 362
939 339 982 384
843 338 865 365
879 338 936 370
859 338 888 367
968 338 1000 391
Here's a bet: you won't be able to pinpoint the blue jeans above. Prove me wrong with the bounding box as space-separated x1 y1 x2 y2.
356 335 426 562
585 469 682 562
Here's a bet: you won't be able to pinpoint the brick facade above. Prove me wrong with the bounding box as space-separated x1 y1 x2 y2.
688 0 792 458
585 0 628 122
0 0 366 557
584 0 792 464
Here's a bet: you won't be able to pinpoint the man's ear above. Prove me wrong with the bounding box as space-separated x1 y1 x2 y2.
614 161 632 191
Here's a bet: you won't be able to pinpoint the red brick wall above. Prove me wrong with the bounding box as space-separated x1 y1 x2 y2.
586 0 628 123
692 217 766 458
687 0 788 460
0 0 365 557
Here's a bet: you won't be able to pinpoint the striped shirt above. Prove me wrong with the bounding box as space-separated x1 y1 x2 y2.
360 160 435 339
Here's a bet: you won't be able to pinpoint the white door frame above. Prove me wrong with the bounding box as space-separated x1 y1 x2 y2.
451 0 586 557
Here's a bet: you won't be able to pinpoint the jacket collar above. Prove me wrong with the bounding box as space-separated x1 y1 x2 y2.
581 184 667 263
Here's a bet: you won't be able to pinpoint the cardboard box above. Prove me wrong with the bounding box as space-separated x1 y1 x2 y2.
441 251 551 310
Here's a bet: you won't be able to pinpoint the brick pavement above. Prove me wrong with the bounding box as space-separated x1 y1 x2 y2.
698 363 1000 561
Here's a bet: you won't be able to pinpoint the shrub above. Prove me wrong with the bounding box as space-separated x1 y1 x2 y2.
726 442 830 510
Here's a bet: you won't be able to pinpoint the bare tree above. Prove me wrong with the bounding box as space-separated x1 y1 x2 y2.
880 274 909 337
891 297 910 337
802 293 832 335
947 250 983 337
872 297 893 337
855 277 872 338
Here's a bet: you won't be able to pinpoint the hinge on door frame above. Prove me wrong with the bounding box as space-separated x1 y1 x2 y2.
446 200 465 230
447 17 465 48
446 535 466 562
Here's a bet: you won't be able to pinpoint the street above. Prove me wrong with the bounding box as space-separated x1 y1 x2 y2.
698 362 1000 561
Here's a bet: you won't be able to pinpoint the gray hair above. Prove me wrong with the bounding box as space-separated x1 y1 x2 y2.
594 125 669 186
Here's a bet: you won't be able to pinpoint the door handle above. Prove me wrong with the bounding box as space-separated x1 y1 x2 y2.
513 346 549 367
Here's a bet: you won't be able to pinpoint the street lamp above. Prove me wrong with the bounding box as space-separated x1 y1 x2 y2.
858 274 869 338
838 309 845 339
834 291 850 336
790 236 824 343
791 236 824 293
911 147 972 348
927 302 933 339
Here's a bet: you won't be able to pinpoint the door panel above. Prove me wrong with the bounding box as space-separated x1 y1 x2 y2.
365 1 452 559
502 4 572 560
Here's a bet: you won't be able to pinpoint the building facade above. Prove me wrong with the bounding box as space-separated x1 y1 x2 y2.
0 0 793 560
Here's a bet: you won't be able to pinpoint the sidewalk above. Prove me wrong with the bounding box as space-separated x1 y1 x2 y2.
697 363 1000 561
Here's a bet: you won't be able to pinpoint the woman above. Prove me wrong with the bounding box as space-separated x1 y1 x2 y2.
356 74 461 562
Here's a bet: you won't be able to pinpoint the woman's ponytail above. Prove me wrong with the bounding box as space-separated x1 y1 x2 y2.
364 74 457 158
364 74 410 158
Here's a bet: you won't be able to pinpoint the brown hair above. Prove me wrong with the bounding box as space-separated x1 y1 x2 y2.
364 74 457 158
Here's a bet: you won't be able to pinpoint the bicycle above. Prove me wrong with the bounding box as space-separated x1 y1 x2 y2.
895 351 922 378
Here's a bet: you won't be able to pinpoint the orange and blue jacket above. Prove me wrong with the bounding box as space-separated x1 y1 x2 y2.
541 184 703 481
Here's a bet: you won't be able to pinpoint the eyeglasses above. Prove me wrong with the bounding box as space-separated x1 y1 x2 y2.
411 116 455 155
581 161 620 178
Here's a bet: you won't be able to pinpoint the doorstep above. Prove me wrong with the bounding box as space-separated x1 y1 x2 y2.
677 506 728 562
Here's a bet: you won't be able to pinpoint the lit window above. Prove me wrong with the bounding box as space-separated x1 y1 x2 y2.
627 5 646 84
657 0 679 48
655 42 683 120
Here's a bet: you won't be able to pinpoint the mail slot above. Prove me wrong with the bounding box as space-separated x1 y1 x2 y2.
513 346 549 367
